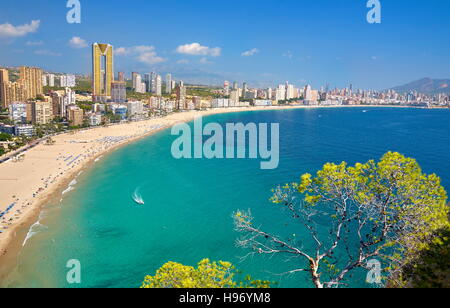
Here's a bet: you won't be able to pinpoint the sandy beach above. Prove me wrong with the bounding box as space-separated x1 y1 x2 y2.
0 104 441 280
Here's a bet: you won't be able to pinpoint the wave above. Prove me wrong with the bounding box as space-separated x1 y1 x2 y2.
22 221 48 247
132 188 145 205
62 179 78 195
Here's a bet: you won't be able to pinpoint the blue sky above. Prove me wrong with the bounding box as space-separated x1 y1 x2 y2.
0 0 449 89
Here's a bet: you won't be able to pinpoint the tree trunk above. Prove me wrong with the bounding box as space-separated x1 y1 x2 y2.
310 260 323 288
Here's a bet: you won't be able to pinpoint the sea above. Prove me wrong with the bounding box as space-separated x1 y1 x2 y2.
2 107 450 288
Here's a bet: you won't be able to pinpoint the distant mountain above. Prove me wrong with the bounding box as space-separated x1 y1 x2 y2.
390 78 450 94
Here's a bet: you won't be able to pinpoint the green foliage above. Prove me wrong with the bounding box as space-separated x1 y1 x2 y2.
187 86 221 98
248 152 450 287
0 147 5 156
0 133 12 141
141 259 271 289
389 225 450 288
297 152 449 252
76 102 94 112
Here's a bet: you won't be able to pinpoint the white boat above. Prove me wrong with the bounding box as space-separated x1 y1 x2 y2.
132 189 145 205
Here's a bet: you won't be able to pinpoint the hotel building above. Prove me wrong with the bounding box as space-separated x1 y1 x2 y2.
92 43 114 101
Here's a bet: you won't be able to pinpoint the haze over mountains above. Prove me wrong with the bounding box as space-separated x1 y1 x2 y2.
390 78 450 94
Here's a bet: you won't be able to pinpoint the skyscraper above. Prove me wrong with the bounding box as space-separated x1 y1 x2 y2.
0 69 9 85
135 75 146 93
166 74 172 94
150 72 157 93
242 82 248 98
156 75 162 96
144 73 151 93
111 81 127 103
0 69 9 108
31 101 53 125
92 43 114 99
224 81 230 96
176 82 186 110
19 66 43 99
47 74 55 87
117 72 125 82
132 72 139 90
0 68 28 108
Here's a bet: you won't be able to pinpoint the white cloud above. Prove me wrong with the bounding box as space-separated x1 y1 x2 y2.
176 43 221 57
116 45 166 65
371 56 378 60
241 48 259 57
34 49 62 57
26 41 43 46
0 20 40 38
69 36 88 49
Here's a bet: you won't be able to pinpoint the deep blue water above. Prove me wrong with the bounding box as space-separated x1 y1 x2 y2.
3 107 450 288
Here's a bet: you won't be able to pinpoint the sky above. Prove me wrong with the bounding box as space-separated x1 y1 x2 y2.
0 0 449 89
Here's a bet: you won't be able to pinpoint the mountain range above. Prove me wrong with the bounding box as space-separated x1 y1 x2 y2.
390 78 450 94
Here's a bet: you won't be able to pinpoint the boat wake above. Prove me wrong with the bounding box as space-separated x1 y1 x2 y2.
132 188 145 205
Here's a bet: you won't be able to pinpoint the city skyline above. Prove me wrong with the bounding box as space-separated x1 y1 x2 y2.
0 0 449 90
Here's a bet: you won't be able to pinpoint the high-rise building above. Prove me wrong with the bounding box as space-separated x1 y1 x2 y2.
0 69 9 85
92 43 114 99
150 72 157 93
165 74 172 94
275 85 286 102
156 75 162 96
19 66 43 99
0 80 27 108
50 92 63 117
60 74 76 87
0 69 10 108
63 87 76 108
224 81 230 96
286 83 295 100
135 75 146 93
132 72 139 90
47 74 55 87
242 82 248 98
144 73 151 93
304 84 312 101
8 103 28 124
68 107 84 126
176 82 186 110
127 101 144 119
111 81 127 103
267 88 273 100
31 101 53 125
230 89 239 106
117 72 125 82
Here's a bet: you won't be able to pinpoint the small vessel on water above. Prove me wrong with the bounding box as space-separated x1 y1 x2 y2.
132 189 145 205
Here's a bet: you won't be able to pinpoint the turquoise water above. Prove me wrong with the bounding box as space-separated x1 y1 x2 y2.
3 107 450 288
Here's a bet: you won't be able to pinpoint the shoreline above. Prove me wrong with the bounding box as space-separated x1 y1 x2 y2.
0 104 447 284
0 105 301 283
